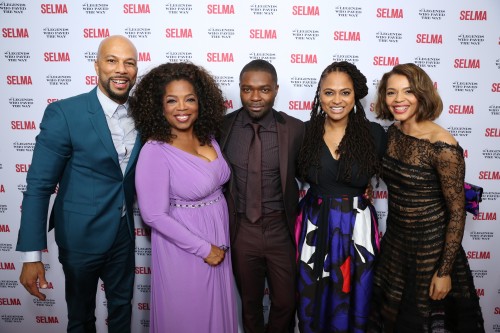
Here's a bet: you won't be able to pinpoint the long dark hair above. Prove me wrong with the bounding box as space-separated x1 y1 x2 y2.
298 61 381 182
129 62 226 145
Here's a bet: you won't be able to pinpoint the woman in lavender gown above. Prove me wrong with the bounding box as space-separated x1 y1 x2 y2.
130 62 237 333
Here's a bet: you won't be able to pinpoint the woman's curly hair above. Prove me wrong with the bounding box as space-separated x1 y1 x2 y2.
298 61 381 183
129 62 226 145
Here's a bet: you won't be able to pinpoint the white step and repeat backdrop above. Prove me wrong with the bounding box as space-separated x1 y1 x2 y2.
1 1 499 332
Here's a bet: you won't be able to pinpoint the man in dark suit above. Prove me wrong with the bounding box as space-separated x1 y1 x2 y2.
220 59 305 333
16 35 140 333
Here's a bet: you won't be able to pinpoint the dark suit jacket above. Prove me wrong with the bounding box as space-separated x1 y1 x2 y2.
220 108 305 243
16 87 141 254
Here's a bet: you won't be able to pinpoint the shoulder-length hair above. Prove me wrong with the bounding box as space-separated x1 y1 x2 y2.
375 63 443 122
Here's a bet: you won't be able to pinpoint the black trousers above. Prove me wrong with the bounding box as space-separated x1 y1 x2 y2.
58 216 135 333
232 212 296 333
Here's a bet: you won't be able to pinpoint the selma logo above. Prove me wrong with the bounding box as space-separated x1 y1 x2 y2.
0 297 21 305
473 212 497 221
86 76 98 85
289 101 313 111
491 83 500 92
333 31 360 41
292 6 319 16
416 34 443 44
2 28 29 38
454 59 480 68
291 54 317 64
7 75 32 85
83 28 110 38
138 52 151 62
476 289 484 297
135 228 151 236
11 121 36 130
373 56 399 66
485 128 500 137
448 105 474 114
250 29 277 39
123 4 150 14
376 8 403 18
466 251 490 259
165 28 192 38
0 262 15 270
206 52 234 62
207 4 234 14
373 190 388 199
44 52 70 62
479 171 500 179
36 316 59 323
0 225 10 232
135 266 151 274
224 100 233 109
16 164 30 172
41 4 67 14
460 10 487 21
138 303 150 310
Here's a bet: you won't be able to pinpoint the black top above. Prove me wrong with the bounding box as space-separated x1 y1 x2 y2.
306 121 387 197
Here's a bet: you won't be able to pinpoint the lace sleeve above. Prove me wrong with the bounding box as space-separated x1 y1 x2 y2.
433 143 466 277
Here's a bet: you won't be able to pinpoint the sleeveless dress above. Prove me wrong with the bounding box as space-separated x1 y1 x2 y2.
368 125 484 332
135 139 237 333
295 122 386 333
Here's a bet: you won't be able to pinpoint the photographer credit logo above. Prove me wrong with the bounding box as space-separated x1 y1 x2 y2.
250 4 277 16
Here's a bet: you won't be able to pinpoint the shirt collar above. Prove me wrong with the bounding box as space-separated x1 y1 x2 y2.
241 108 274 129
96 86 129 118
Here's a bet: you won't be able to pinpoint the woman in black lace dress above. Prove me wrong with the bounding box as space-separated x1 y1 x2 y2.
368 63 484 332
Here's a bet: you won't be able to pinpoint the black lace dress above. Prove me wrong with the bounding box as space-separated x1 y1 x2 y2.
368 125 484 333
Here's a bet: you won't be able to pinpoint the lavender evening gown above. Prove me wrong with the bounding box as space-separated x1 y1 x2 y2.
135 139 237 333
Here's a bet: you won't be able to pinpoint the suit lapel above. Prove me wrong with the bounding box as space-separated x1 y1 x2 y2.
275 111 289 195
220 108 240 150
87 88 120 169
125 135 141 175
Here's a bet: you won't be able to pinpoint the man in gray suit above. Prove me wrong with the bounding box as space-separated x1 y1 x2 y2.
16 35 140 333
